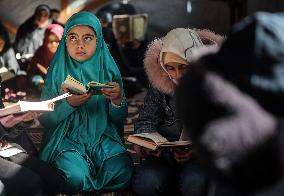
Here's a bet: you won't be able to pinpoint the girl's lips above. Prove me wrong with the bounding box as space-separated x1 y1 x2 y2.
75 51 86 56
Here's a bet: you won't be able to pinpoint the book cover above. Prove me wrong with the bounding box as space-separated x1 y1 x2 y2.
112 14 148 42
61 75 114 95
127 132 191 151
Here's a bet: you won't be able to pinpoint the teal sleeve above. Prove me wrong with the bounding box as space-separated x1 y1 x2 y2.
39 99 76 129
109 97 128 126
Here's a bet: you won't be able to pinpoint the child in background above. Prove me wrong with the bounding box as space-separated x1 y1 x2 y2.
27 24 64 92
133 28 224 196
39 11 133 193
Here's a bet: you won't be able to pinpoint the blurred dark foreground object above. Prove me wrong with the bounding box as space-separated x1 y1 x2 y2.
176 12 284 196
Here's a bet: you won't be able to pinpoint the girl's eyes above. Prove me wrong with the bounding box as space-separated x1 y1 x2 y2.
165 66 175 71
83 36 93 43
67 35 94 44
69 36 78 42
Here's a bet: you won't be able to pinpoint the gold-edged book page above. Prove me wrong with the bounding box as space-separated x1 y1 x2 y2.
61 75 87 94
127 135 158 151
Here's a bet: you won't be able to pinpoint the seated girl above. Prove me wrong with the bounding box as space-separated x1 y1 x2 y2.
27 24 64 93
39 11 133 193
133 28 224 196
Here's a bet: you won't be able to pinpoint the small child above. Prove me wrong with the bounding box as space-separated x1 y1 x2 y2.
39 11 133 193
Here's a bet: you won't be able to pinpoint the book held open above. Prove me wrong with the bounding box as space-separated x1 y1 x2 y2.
112 14 148 42
61 75 114 95
0 93 71 117
127 132 191 151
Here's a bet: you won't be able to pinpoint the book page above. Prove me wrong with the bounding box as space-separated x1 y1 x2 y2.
0 147 24 157
159 140 191 147
19 101 54 112
112 15 131 41
132 132 168 144
133 14 148 41
0 93 70 117
0 143 24 157
61 75 87 94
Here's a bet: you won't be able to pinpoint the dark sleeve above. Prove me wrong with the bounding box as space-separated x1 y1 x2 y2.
0 123 8 140
134 86 165 134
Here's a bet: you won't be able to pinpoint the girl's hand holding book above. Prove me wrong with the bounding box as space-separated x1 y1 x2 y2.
65 88 93 107
101 82 123 106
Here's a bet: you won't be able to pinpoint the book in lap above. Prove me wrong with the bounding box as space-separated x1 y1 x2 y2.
61 75 114 95
112 14 148 42
0 93 71 117
127 132 191 151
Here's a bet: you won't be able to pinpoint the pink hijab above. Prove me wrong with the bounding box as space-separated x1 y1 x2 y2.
41 24 64 65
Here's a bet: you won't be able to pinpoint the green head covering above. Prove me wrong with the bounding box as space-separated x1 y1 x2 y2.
44 11 120 93
40 11 126 162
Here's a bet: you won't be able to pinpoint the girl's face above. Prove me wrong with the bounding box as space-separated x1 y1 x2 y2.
66 25 97 62
163 62 189 82
35 9 49 28
47 32 60 54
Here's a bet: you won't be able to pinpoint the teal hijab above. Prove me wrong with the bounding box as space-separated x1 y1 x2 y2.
39 12 125 162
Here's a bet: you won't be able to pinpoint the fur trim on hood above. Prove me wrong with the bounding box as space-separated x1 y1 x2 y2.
144 29 225 95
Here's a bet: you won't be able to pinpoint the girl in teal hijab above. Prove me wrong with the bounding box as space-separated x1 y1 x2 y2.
39 11 133 193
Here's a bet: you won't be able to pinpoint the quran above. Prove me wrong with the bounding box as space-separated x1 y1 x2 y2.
61 75 114 95
0 93 71 117
112 13 148 42
127 132 191 151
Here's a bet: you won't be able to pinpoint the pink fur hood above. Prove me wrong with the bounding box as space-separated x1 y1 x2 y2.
144 29 225 94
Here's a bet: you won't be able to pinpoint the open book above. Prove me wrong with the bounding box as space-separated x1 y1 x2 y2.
0 143 24 157
0 67 15 82
112 13 148 42
61 75 114 95
127 132 191 151
0 93 71 117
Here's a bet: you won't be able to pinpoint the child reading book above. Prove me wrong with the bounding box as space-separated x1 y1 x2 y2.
39 11 133 193
133 28 224 196
0 77 66 195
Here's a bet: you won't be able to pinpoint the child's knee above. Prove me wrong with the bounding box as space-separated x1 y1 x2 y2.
64 170 86 192
106 154 133 189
